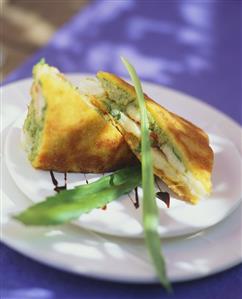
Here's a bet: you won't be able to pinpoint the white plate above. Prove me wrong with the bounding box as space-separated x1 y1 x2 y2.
5 87 242 239
1 75 242 283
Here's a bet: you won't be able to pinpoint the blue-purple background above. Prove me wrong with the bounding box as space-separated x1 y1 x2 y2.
1 1 242 298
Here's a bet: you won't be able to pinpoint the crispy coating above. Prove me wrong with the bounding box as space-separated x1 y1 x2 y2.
25 66 136 173
96 72 214 203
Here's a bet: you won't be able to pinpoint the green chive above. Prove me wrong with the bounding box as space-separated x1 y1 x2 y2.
14 166 141 226
121 57 172 292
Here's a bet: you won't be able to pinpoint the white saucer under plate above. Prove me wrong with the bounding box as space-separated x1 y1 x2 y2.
1 75 242 283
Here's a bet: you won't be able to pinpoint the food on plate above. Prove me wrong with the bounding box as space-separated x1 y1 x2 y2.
22 59 213 204
91 71 214 204
23 61 135 172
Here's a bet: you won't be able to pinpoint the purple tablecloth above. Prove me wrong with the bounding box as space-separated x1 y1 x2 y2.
1 1 242 298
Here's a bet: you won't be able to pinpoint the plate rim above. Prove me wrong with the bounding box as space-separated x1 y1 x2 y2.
1 206 242 284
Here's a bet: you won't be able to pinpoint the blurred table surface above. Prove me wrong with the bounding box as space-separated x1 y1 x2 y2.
1 0 88 79
1 1 242 299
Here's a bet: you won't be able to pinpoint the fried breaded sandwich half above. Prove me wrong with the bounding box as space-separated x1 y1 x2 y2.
93 72 214 204
23 61 135 172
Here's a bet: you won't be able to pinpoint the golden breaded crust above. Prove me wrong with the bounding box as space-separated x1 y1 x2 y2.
97 72 214 203
31 72 136 172
147 100 213 195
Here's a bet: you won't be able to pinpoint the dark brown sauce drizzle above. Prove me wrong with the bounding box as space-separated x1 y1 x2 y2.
49 171 169 210
50 170 67 193
156 191 170 208
155 177 170 208
84 174 89 184
64 172 67 187
129 187 170 209
134 187 140 209
128 187 140 209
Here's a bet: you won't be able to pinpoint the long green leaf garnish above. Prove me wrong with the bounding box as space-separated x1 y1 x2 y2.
14 166 141 226
121 57 172 292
